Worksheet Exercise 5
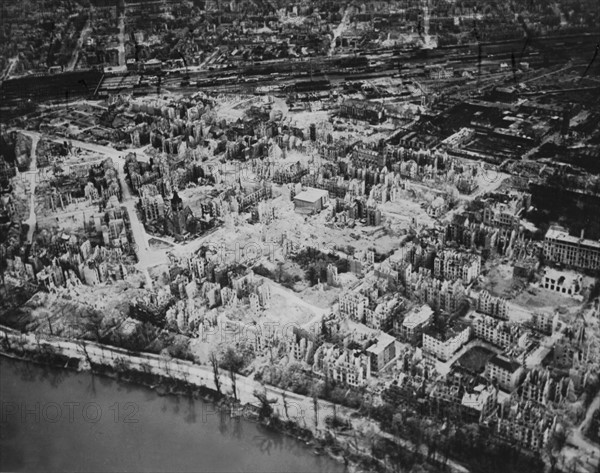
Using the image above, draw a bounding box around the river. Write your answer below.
[0,357,344,472]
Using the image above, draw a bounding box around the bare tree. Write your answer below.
[209,351,221,395]
[282,391,290,420]
[312,389,319,433]
[2,330,12,351]
[47,315,54,336]
[222,347,242,402]
[253,388,276,420]
[230,366,238,402]
[140,361,151,375]
[114,356,130,373]
[78,340,94,369]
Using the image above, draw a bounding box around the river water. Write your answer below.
[0,357,344,472]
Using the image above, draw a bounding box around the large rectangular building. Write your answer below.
[423,321,471,362]
[338,292,368,322]
[340,99,386,124]
[542,268,582,297]
[543,227,600,270]
[398,304,434,342]
[366,333,397,373]
[293,188,329,213]
[434,250,481,284]
[485,355,524,392]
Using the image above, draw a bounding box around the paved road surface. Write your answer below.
[19,132,40,243]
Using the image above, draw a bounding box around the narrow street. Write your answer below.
[568,392,600,455]
[1,54,19,80]
[10,131,242,288]
[117,14,126,68]
[19,132,40,243]
[14,130,156,287]
[67,19,92,71]
[198,48,221,70]
[329,7,352,57]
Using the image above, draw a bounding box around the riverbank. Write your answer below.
[0,328,374,473]
[0,325,465,473]
[0,355,344,473]
[0,349,350,467]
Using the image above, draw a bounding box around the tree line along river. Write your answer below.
[0,356,344,472]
